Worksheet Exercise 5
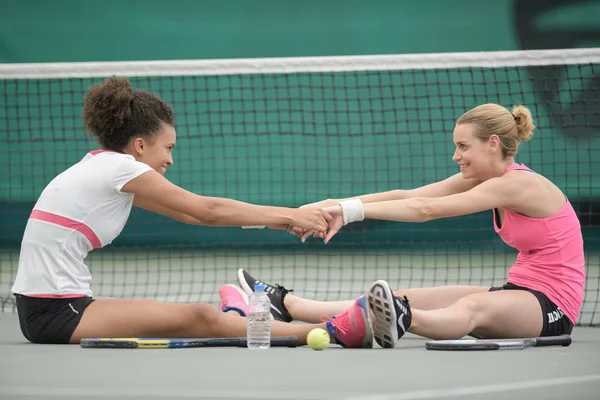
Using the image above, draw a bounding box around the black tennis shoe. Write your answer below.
[237,269,294,322]
[367,280,412,348]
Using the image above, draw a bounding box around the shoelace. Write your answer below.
[253,281,294,295]
[274,284,293,295]
[320,311,350,336]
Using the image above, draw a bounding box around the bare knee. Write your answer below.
[455,296,481,316]
[187,303,220,326]
[453,296,483,335]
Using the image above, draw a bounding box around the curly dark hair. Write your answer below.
[81,76,174,151]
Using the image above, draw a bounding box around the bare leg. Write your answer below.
[408,290,543,340]
[70,298,326,345]
[393,286,490,310]
[286,298,355,323]
[286,285,490,323]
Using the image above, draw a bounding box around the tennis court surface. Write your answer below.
[1,313,599,400]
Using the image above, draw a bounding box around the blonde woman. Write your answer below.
[239,104,585,348]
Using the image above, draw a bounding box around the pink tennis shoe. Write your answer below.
[324,295,374,348]
[218,284,249,317]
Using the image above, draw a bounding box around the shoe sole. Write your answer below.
[237,269,254,297]
[367,280,398,348]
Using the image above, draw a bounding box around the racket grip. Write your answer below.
[272,336,298,347]
[237,336,298,348]
[534,334,572,347]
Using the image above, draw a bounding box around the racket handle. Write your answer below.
[534,334,572,347]
[237,336,298,348]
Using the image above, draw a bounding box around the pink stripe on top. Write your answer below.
[89,149,116,156]
[493,164,586,324]
[30,210,102,249]
[27,294,89,299]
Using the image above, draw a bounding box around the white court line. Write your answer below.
[1,375,599,399]
[348,374,600,400]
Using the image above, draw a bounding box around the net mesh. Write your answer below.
[1,49,599,325]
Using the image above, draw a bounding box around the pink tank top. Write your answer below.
[493,164,585,324]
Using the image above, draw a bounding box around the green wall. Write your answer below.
[2,0,599,63]
[1,0,520,63]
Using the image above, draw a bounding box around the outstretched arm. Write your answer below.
[323,176,521,243]
[133,196,201,224]
[294,173,481,240]
[123,170,330,232]
[133,197,293,231]
[365,172,482,202]
[310,173,482,207]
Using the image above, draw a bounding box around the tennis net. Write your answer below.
[1,48,599,325]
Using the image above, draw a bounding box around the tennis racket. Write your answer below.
[81,336,298,349]
[425,334,571,351]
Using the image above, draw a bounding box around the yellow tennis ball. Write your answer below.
[307,328,330,350]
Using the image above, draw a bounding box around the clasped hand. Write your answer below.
[287,200,345,244]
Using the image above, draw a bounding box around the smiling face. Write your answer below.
[453,103,535,180]
[452,123,499,180]
[130,122,176,175]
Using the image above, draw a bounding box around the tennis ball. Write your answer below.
[307,328,330,350]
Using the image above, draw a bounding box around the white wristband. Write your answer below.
[241,226,266,229]
[338,199,364,226]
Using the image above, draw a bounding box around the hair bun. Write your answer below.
[82,76,135,140]
[511,105,536,141]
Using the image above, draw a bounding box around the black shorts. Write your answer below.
[489,283,573,336]
[14,294,95,344]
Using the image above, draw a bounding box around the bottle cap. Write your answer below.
[254,284,266,291]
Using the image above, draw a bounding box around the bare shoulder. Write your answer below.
[502,169,566,216]
[469,173,523,201]
[503,168,556,192]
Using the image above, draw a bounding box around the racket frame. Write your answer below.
[81,336,298,349]
[425,334,572,351]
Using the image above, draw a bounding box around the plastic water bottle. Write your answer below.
[247,284,271,349]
